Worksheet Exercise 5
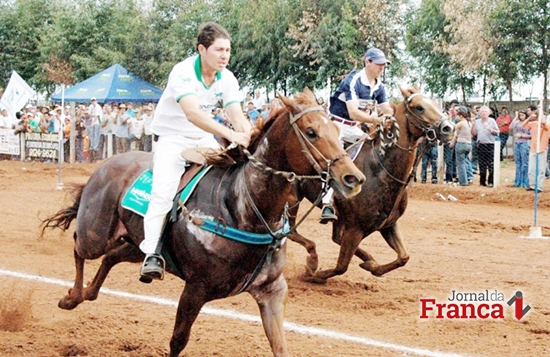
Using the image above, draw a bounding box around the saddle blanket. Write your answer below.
[121,166,211,217]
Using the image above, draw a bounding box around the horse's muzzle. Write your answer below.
[342,172,366,196]
[438,120,455,142]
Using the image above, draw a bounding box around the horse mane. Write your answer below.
[205,90,316,168]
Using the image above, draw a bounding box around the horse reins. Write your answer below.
[235,105,349,294]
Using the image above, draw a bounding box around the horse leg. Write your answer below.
[59,245,86,310]
[249,275,290,357]
[169,282,208,357]
[358,223,410,276]
[304,225,364,284]
[58,241,143,310]
[288,231,319,274]
[81,242,143,302]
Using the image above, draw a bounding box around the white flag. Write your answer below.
[0,71,36,117]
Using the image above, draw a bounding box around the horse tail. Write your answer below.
[41,183,85,236]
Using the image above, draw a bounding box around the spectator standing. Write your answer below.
[246,102,260,123]
[420,140,438,184]
[444,100,459,183]
[470,105,481,173]
[511,110,530,188]
[522,105,550,192]
[129,110,145,151]
[142,104,154,152]
[126,102,136,118]
[0,107,12,128]
[87,97,103,162]
[471,106,499,187]
[75,105,87,163]
[321,46,393,223]
[496,107,512,161]
[450,106,473,186]
[115,103,131,153]
[252,89,266,110]
[99,104,116,158]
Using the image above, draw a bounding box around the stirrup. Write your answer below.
[139,254,165,283]
[319,204,337,224]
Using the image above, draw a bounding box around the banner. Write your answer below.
[0,129,20,155]
[0,71,36,117]
[24,132,59,159]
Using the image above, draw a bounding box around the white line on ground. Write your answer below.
[0,269,474,357]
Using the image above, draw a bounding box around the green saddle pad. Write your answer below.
[121,166,211,217]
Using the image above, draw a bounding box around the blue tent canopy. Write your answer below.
[51,64,163,103]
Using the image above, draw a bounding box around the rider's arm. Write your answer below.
[179,95,250,147]
[224,102,253,134]
[346,100,382,125]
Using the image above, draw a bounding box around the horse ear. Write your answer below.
[399,86,412,99]
[277,92,295,109]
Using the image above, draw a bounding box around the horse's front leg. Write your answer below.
[249,274,290,357]
[359,223,409,276]
[169,282,208,357]
[288,231,319,274]
[304,225,363,284]
[59,246,85,310]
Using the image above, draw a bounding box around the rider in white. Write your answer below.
[320,47,394,224]
[140,22,252,281]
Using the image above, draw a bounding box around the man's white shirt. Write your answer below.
[151,55,241,138]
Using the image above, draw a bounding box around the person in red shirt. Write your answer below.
[496,107,512,161]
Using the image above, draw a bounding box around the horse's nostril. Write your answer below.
[344,174,365,187]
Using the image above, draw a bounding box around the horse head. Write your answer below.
[399,86,455,143]
[269,87,365,198]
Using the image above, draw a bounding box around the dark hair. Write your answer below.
[456,106,469,117]
[528,104,537,111]
[196,22,231,50]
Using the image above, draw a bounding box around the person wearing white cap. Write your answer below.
[320,47,394,223]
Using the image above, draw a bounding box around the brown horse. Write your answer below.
[289,86,454,284]
[41,88,365,357]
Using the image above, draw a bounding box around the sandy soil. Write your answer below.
[0,158,549,357]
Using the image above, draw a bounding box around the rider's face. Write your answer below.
[365,59,386,78]
[199,38,231,73]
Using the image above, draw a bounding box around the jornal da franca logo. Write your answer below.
[420,290,531,320]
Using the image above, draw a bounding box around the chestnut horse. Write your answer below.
[42,88,365,357]
[289,86,454,284]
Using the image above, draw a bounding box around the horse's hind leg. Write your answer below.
[59,245,86,310]
[288,231,319,274]
[81,242,143,302]
[250,274,290,357]
[304,225,364,284]
[169,282,208,357]
[358,223,410,276]
[58,241,143,310]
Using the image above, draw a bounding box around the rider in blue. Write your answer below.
[320,47,394,223]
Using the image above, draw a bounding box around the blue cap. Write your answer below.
[364,47,391,65]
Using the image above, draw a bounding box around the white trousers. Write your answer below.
[140,134,219,254]
[322,121,366,205]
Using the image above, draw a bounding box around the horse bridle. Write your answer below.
[404,93,447,142]
[235,105,349,294]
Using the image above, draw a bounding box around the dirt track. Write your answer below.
[0,159,549,357]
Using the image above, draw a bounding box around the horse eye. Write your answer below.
[305,128,318,139]
[415,105,424,113]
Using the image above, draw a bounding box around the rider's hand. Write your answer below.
[229,130,251,147]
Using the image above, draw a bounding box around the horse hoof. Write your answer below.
[306,259,318,274]
[302,275,328,285]
[58,297,80,310]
